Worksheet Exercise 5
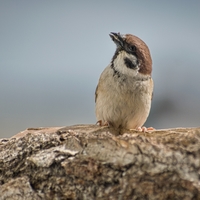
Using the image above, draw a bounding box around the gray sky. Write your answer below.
[1,1,200,137]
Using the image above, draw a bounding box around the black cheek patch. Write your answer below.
[124,57,137,69]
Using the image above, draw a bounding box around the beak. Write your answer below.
[109,32,124,47]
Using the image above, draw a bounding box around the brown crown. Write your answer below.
[125,34,152,75]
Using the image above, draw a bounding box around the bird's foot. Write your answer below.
[136,126,155,132]
[96,120,110,127]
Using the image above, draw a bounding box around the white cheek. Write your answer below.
[113,52,139,77]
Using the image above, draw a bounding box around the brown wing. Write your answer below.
[150,77,154,101]
[95,85,98,103]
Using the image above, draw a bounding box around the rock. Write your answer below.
[0,125,200,199]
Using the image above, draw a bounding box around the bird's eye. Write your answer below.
[128,45,136,52]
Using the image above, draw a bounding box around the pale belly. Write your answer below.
[95,78,153,129]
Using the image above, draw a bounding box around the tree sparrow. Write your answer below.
[95,32,153,131]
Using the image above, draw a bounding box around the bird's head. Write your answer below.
[109,32,152,77]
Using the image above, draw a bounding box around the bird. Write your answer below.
[95,32,153,131]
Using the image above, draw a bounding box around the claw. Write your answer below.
[136,126,155,132]
[96,120,110,127]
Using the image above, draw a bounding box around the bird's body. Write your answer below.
[95,33,153,130]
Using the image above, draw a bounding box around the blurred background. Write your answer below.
[1,1,200,138]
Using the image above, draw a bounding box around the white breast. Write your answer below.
[95,65,153,129]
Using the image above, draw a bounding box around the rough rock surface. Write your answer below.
[0,125,200,199]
